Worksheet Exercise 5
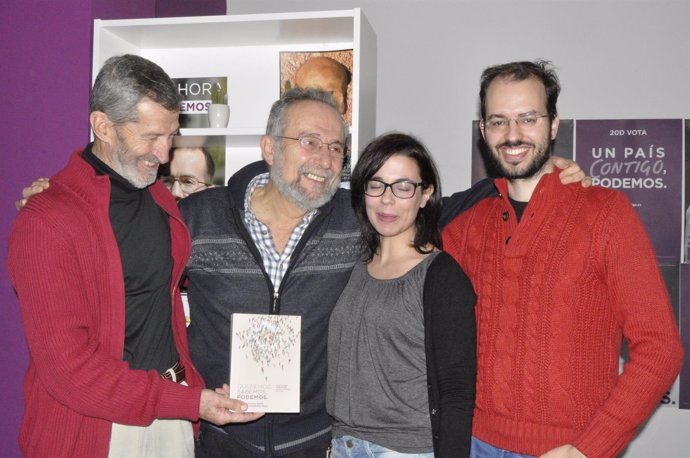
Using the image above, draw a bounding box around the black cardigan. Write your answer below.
[423,252,477,457]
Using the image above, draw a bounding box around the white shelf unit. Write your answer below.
[92,9,377,182]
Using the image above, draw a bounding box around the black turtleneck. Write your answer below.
[83,145,178,372]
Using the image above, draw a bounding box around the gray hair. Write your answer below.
[265,87,348,140]
[89,54,180,125]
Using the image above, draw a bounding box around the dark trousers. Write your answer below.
[196,424,330,458]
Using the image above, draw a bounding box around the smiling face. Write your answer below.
[265,100,345,210]
[480,76,559,182]
[104,98,179,188]
[365,154,432,244]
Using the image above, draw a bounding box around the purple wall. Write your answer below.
[0,0,224,455]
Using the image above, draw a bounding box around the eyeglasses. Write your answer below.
[364,179,425,199]
[484,113,550,132]
[275,135,347,159]
[160,175,210,194]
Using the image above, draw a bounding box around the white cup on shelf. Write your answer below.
[208,104,230,128]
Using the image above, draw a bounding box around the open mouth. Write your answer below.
[499,144,531,163]
[376,212,398,223]
[139,156,160,170]
[304,172,326,183]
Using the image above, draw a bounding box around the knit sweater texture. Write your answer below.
[8,149,205,457]
[442,170,683,458]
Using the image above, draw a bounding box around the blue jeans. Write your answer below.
[470,437,536,458]
[331,435,434,458]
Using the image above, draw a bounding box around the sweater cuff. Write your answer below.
[157,382,203,421]
[573,419,634,458]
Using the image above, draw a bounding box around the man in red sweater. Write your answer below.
[7,54,261,457]
[442,60,683,458]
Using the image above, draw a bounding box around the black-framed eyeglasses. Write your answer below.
[484,113,549,132]
[160,175,211,194]
[364,179,425,199]
[275,135,348,159]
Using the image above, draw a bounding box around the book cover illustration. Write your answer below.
[229,313,301,413]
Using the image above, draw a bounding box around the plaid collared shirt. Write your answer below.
[243,173,317,292]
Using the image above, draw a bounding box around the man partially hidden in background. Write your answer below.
[160,146,216,201]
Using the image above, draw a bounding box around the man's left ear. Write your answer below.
[90,111,115,144]
[550,114,560,141]
[260,135,276,165]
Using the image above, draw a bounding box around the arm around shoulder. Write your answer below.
[440,178,497,229]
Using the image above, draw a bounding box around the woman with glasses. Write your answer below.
[327,133,476,457]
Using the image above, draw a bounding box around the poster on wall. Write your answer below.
[658,265,681,408]
[173,76,228,128]
[574,119,684,265]
[683,119,690,262]
[679,264,690,409]
[279,50,353,125]
[171,135,226,186]
[280,50,354,185]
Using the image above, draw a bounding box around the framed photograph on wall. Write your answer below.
[280,50,354,126]
[173,76,228,128]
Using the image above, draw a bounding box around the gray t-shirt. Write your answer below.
[327,253,438,453]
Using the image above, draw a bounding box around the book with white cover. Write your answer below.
[229,313,301,413]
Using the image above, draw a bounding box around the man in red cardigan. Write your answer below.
[443,60,683,458]
[7,54,261,458]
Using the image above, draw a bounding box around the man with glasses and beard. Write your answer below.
[181,88,360,457]
[159,147,216,201]
[443,60,683,458]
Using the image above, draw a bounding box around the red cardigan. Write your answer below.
[8,150,205,457]
[442,170,682,458]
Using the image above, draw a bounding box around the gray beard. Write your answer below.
[110,132,158,189]
[270,151,339,211]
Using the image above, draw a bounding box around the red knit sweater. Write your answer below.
[8,150,205,457]
[442,170,682,458]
